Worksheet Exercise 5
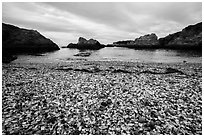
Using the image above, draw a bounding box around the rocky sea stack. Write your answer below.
[159,22,202,50]
[2,23,60,63]
[67,37,105,50]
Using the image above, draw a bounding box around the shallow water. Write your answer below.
[12,47,202,63]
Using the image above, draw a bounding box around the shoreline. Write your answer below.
[2,61,202,135]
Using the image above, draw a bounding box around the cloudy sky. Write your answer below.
[2,2,202,47]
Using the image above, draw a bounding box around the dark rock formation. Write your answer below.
[61,46,68,48]
[67,37,105,50]
[106,44,116,47]
[2,54,17,64]
[67,43,78,48]
[3,23,60,53]
[2,23,60,63]
[110,22,202,50]
[113,33,160,49]
[74,52,92,57]
[134,33,159,47]
[113,40,134,45]
[159,22,202,50]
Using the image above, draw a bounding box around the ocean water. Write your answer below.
[12,47,202,63]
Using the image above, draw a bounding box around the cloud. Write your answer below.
[2,2,202,46]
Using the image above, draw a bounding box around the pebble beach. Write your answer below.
[2,60,202,135]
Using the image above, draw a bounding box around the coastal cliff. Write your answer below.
[159,22,202,49]
[109,22,202,50]
[2,23,60,63]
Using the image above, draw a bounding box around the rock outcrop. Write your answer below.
[112,33,160,48]
[67,37,105,50]
[3,23,60,53]
[2,23,60,63]
[74,52,92,57]
[109,22,202,50]
[113,40,134,45]
[2,54,17,64]
[134,33,159,46]
[159,22,202,50]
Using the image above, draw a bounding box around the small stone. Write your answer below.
[148,121,156,129]
[106,99,112,105]
[41,126,45,130]
[179,115,185,121]
[101,102,107,107]
[138,117,147,123]
[150,110,158,118]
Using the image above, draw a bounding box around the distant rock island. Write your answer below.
[111,33,160,48]
[67,37,105,50]
[109,22,202,50]
[2,23,60,63]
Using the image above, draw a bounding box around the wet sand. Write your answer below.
[2,61,202,135]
